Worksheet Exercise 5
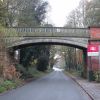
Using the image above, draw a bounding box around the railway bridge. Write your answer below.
[2,26,100,81]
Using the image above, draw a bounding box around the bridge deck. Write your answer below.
[1,27,89,48]
[4,27,89,38]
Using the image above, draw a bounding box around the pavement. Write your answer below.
[0,71,90,100]
[67,72,100,100]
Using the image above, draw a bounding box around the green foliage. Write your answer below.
[0,78,24,93]
[94,71,100,82]
[2,80,16,90]
[20,45,50,68]
[16,64,27,74]
[20,47,35,68]
[16,64,32,79]
[0,86,6,93]
[0,80,18,93]
[15,64,49,79]
[0,0,48,27]
[18,0,48,26]
[37,55,49,71]
[28,67,46,78]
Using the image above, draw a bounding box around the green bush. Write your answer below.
[94,71,100,82]
[28,67,36,76]
[16,64,27,74]
[37,56,49,71]
[16,64,33,79]
[0,80,18,93]
[2,80,16,90]
[28,67,46,78]
[0,86,6,93]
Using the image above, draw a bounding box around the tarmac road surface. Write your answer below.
[0,71,91,100]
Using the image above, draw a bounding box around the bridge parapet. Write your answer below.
[2,27,89,48]
[5,27,89,38]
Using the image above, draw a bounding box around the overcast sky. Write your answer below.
[45,0,81,27]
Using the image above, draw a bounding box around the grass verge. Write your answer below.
[0,79,23,93]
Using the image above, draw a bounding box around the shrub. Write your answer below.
[0,80,17,93]
[16,64,33,79]
[37,56,49,71]
[2,80,16,90]
[94,71,100,82]
[0,86,6,93]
